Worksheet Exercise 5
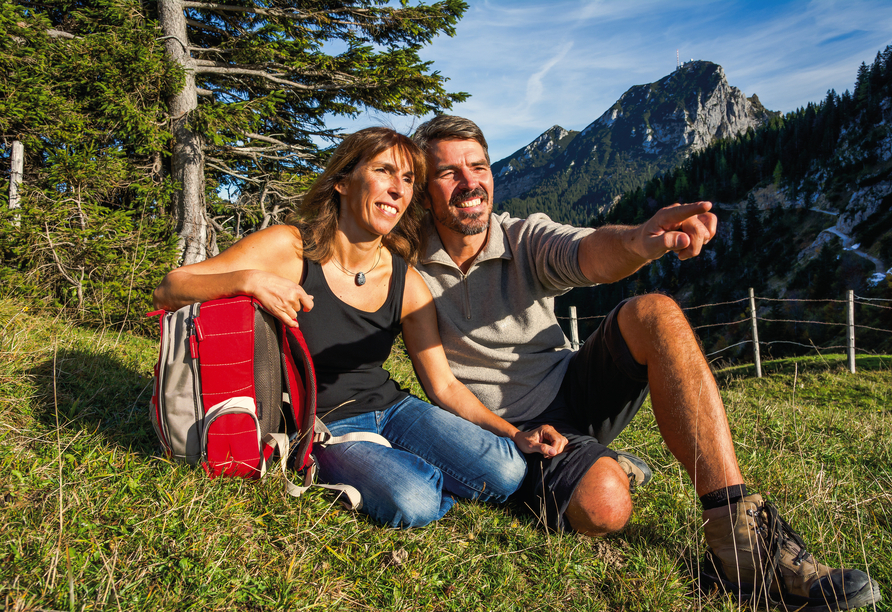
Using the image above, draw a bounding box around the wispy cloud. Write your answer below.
[526,42,574,107]
[819,30,871,46]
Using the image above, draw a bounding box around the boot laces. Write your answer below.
[751,499,812,597]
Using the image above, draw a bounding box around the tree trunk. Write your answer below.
[158,0,214,265]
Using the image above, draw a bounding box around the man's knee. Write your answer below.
[385,488,446,528]
[618,294,696,364]
[480,449,527,502]
[621,293,686,329]
[368,475,451,528]
[564,457,633,537]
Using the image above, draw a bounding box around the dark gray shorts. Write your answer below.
[512,299,649,531]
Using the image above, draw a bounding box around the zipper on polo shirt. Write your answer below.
[461,274,471,320]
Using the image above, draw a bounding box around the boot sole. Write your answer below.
[699,556,882,611]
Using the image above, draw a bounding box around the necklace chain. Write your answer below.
[331,245,382,287]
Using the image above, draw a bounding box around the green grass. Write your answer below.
[1,298,890,611]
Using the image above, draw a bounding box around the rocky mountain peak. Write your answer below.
[492,124,578,199]
[585,60,768,156]
[492,60,776,222]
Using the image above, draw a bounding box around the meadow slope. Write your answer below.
[1,299,890,611]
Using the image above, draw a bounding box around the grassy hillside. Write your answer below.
[1,299,890,611]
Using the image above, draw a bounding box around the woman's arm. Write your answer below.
[153,225,314,327]
[400,268,567,457]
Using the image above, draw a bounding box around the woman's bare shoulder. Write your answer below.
[401,265,434,314]
[254,224,303,248]
[229,224,303,259]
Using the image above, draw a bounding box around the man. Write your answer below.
[411,115,881,611]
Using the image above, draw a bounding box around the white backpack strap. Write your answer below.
[312,417,391,448]
[260,433,364,510]
[282,395,391,448]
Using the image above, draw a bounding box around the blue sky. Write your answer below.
[329,0,892,162]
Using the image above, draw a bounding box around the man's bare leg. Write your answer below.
[565,292,741,535]
[617,293,743,496]
[609,294,879,609]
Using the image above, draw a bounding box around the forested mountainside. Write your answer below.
[491,61,774,226]
[562,46,892,360]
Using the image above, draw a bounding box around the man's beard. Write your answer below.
[433,187,490,236]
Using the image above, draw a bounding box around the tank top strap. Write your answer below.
[387,253,408,324]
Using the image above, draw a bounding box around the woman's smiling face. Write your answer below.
[336,145,415,238]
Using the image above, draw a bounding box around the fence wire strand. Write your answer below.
[756,317,846,327]
[855,294,892,302]
[692,319,748,330]
[855,299,892,310]
[557,292,892,360]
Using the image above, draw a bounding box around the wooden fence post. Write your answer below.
[569,306,580,351]
[749,287,762,378]
[847,289,856,373]
[9,140,23,226]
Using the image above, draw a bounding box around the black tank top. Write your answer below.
[299,255,409,423]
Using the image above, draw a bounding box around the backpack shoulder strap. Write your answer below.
[312,417,391,448]
[260,432,365,510]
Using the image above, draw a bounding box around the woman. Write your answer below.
[153,127,565,528]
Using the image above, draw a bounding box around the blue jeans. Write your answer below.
[313,396,527,528]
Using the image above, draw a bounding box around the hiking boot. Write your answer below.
[615,451,652,488]
[700,493,881,611]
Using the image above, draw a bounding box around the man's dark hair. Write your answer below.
[412,115,490,164]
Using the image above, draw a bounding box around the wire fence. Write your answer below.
[560,289,892,376]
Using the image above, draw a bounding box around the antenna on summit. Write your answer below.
[676,49,680,69]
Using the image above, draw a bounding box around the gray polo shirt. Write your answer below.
[416,212,596,423]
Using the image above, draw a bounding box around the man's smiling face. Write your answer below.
[425,138,494,237]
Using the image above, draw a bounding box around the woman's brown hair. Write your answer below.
[286,127,427,265]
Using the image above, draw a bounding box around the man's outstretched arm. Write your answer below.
[578,202,717,284]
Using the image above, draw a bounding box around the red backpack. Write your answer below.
[149,296,387,507]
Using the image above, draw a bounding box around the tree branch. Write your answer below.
[205,159,263,183]
[193,65,309,89]
[46,28,77,39]
[185,18,227,35]
[43,222,85,310]
[181,2,370,19]
[157,34,187,52]
[194,63,381,92]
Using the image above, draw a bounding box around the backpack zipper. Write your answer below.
[188,303,203,430]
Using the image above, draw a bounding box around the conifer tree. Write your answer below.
[3,0,469,323]
[1,1,180,325]
[156,0,468,263]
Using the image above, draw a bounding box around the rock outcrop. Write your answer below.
[613,62,769,154]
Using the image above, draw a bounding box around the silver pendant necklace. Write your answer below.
[331,245,382,286]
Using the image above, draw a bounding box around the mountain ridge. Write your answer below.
[492,61,776,225]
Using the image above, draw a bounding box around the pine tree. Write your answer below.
[744,192,762,250]
[3,0,469,323]
[156,0,469,263]
[772,160,783,186]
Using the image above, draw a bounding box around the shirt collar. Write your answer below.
[421,212,512,269]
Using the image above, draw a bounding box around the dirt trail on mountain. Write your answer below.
[808,207,886,275]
